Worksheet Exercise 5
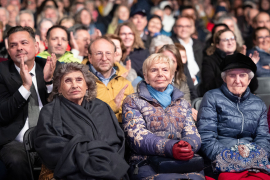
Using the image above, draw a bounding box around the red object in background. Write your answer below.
[205,176,215,180]
[207,22,215,32]
[0,58,7,62]
[218,171,270,180]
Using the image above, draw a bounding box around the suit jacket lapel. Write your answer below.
[35,62,47,106]
[10,61,23,90]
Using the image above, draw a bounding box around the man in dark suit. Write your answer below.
[171,16,204,85]
[0,26,57,180]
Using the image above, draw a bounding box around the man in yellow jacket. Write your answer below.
[85,36,134,122]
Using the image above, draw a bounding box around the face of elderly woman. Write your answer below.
[145,62,172,92]
[224,68,251,97]
[59,71,88,105]
[216,31,236,55]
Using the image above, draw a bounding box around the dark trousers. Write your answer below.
[0,140,31,180]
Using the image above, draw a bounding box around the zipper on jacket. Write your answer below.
[237,97,245,134]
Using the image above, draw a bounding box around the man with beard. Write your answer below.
[37,25,81,63]
[70,25,91,63]
[0,26,57,180]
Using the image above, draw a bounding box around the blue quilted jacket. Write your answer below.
[122,81,201,163]
[197,83,270,161]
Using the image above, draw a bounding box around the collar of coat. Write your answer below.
[137,81,184,103]
[220,83,250,103]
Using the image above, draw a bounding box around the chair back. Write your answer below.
[23,127,37,180]
[191,97,203,111]
[254,77,270,94]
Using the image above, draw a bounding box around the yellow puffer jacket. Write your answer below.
[82,61,134,122]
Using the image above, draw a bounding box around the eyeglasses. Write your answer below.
[175,25,191,29]
[119,32,134,37]
[257,36,270,41]
[220,36,236,43]
[93,52,113,59]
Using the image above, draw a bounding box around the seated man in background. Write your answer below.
[85,36,134,122]
[37,25,81,63]
[0,26,57,180]
[16,10,35,30]
[70,25,91,63]
[247,27,270,77]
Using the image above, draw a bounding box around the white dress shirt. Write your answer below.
[14,63,53,142]
[71,49,84,62]
[179,38,200,85]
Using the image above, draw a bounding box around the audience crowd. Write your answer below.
[1,0,270,180]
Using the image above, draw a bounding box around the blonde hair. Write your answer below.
[142,53,175,79]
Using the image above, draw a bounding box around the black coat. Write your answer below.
[199,49,258,96]
[125,48,149,78]
[0,57,50,146]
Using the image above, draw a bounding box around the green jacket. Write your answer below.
[37,51,81,63]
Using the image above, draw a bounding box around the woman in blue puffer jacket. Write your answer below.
[197,53,270,177]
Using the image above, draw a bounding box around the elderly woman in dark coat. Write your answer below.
[33,63,129,180]
[198,53,270,179]
[122,53,203,180]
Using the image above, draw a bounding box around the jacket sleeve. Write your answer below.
[181,102,201,153]
[201,57,223,95]
[122,95,178,158]
[253,101,270,158]
[197,92,226,161]
[0,73,27,124]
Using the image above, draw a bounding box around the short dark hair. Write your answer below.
[46,25,70,41]
[88,36,116,55]
[7,26,35,40]
[252,27,270,41]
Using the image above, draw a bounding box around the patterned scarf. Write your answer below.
[147,84,174,109]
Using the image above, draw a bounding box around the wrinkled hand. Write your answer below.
[249,51,260,64]
[192,108,198,121]
[43,53,57,82]
[240,45,247,55]
[114,84,128,109]
[172,140,194,161]
[70,32,79,50]
[20,56,32,91]
[121,60,131,78]
[35,35,45,53]
[91,28,102,40]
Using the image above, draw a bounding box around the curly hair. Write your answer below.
[48,63,96,102]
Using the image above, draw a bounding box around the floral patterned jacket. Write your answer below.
[122,81,201,163]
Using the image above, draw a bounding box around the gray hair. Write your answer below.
[221,68,254,81]
[16,10,34,25]
[216,14,244,46]
[149,35,174,54]
[0,7,9,20]
[48,63,97,102]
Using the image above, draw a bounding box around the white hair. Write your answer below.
[16,10,34,25]
[221,68,254,81]
[0,7,9,20]
[149,35,174,54]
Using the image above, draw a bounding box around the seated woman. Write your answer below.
[122,53,203,180]
[247,27,270,77]
[200,28,259,96]
[197,53,270,178]
[33,63,129,180]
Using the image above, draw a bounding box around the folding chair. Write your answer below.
[23,127,41,180]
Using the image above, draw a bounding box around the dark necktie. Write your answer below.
[28,73,40,127]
